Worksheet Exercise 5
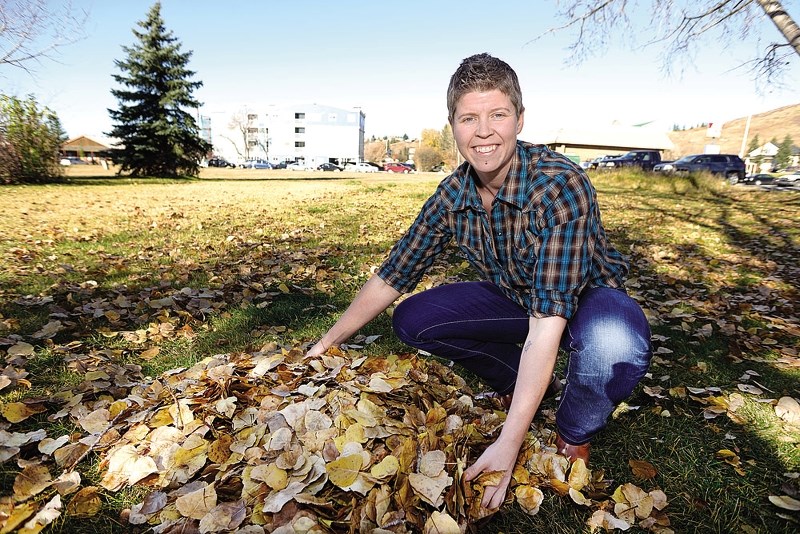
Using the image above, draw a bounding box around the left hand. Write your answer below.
[463,436,521,509]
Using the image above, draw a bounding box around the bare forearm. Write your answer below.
[320,274,401,347]
[500,315,567,445]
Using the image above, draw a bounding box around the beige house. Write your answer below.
[61,136,110,162]
[530,123,675,163]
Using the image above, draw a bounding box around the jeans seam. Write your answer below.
[417,317,525,393]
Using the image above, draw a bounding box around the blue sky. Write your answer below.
[5,0,798,143]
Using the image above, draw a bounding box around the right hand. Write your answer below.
[305,339,329,359]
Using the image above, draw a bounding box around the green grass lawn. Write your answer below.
[0,169,798,533]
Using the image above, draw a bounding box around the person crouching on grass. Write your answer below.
[306,52,652,509]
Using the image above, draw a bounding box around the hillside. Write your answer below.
[667,102,800,158]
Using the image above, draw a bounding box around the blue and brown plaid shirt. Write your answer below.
[377,141,628,319]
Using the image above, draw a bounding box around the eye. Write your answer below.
[460,116,476,124]
[491,112,508,120]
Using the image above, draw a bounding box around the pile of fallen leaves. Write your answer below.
[1,341,673,533]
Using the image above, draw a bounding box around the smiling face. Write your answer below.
[452,89,524,184]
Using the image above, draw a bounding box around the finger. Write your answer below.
[463,457,486,481]
[488,484,507,509]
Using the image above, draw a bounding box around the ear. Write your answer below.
[516,109,525,134]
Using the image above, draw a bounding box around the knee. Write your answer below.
[391,298,419,345]
[573,315,652,369]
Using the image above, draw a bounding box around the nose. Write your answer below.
[475,117,492,137]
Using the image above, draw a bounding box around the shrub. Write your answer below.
[0,94,66,184]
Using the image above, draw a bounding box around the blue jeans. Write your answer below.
[392,281,652,445]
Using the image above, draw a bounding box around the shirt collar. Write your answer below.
[451,141,528,211]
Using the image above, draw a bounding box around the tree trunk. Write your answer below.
[756,0,800,57]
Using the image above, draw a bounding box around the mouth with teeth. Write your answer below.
[474,145,497,154]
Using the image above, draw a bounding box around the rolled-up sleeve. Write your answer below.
[530,173,596,319]
[377,192,453,294]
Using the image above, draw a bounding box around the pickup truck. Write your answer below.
[598,150,662,171]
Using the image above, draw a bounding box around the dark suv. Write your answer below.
[672,154,745,182]
[207,157,235,168]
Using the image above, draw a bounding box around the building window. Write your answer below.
[295,141,305,147]
[247,127,258,134]
[247,114,258,121]
[295,127,305,134]
[295,112,305,119]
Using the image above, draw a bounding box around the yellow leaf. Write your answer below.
[370,455,400,480]
[515,485,544,516]
[66,486,102,517]
[207,434,233,464]
[17,494,61,534]
[175,483,217,520]
[251,463,288,490]
[140,347,160,360]
[327,454,362,488]
[567,458,591,490]
[13,464,53,501]
[568,487,591,506]
[2,402,45,423]
[0,501,37,533]
[423,510,460,534]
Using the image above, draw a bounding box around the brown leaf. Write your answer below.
[629,459,658,480]
[13,464,53,501]
[66,486,102,517]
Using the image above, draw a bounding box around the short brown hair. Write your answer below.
[446,53,524,123]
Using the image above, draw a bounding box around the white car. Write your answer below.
[345,162,378,173]
[60,157,87,166]
[287,161,314,171]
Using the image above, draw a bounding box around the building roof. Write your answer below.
[62,136,109,152]
[531,124,675,152]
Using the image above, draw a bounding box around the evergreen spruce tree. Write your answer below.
[107,2,210,177]
[775,135,794,170]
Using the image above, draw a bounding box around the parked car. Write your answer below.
[673,154,746,182]
[741,173,775,186]
[317,162,342,172]
[287,161,314,171]
[272,161,288,169]
[240,159,272,169]
[207,157,235,168]
[344,162,378,173]
[776,173,800,185]
[599,150,663,171]
[59,156,87,166]
[384,162,411,173]
[653,161,677,173]
[588,155,623,169]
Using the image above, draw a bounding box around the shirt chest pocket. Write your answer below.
[452,212,484,266]
[508,227,540,284]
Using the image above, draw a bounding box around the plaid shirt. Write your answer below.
[377,141,628,319]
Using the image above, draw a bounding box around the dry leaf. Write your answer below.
[629,459,658,480]
[13,464,53,501]
[66,486,102,517]
[515,485,544,516]
[769,494,800,511]
[423,510,460,534]
[175,483,217,519]
[326,454,362,488]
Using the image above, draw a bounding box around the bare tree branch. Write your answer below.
[0,0,88,76]
[533,0,799,86]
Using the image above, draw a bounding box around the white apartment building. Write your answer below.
[200,103,365,166]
